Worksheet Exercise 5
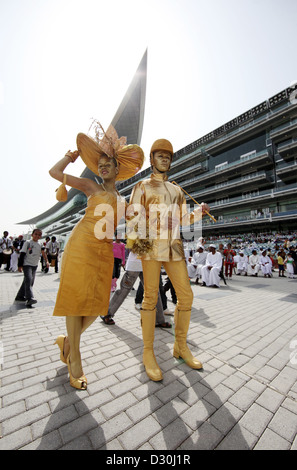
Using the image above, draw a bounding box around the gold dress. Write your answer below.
[53,190,124,317]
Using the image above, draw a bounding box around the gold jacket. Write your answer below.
[128,173,202,261]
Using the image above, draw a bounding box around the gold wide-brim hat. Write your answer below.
[76,123,144,181]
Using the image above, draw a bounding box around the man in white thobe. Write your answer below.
[236,251,248,276]
[187,245,207,284]
[260,250,272,277]
[248,250,260,276]
[201,245,222,288]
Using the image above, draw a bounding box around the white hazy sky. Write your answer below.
[1,0,297,238]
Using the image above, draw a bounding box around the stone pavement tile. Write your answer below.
[178,421,223,450]
[201,370,227,389]
[160,367,186,386]
[21,429,63,450]
[86,373,119,395]
[114,363,143,381]
[176,368,203,388]
[30,404,79,440]
[2,403,51,436]
[126,395,163,423]
[155,379,188,404]
[100,392,138,419]
[130,380,163,401]
[181,399,216,430]
[281,396,297,414]
[203,383,234,409]
[255,388,285,413]
[59,409,104,445]
[178,380,210,406]
[48,388,84,413]
[216,423,258,450]
[270,371,297,396]
[227,385,260,411]
[221,371,250,393]
[89,412,133,449]
[149,417,193,450]
[98,437,124,451]
[1,367,39,387]
[253,428,291,450]
[75,389,114,415]
[208,401,244,436]
[118,415,162,450]
[60,435,94,450]
[1,383,44,407]
[268,406,297,443]
[151,397,189,428]
[240,354,270,376]
[25,385,66,409]
[108,376,142,398]
[228,354,253,369]
[244,378,267,395]
[0,364,19,380]
[0,426,32,451]
[95,362,123,380]
[238,403,273,437]
[0,399,26,421]
[255,365,281,383]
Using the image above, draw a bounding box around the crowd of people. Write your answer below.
[0,231,60,274]
[186,233,297,287]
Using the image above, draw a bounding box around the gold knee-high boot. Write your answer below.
[141,309,163,381]
[173,309,203,369]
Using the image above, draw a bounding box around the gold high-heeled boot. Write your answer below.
[173,309,203,369]
[141,309,163,381]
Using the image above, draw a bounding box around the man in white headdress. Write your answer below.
[260,250,272,277]
[248,250,260,276]
[201,244,222,288]
[236,251,248,276]
[187,244,207,284]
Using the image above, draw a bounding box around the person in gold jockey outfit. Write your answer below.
[127,139,210,381]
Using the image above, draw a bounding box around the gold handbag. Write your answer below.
[55,174,68,201]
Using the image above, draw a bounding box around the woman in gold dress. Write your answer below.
[49,125,144,390]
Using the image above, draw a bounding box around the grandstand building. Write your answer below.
[20,69,297,243]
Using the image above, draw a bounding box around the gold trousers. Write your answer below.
[141,259,193,312]
[142,259,202,370]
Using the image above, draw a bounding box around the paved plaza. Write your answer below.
[0,267,297,450]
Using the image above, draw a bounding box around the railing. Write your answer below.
[186,170,269,199]
[278,138,297,153]
[175,149,271,188]
[202,209,297,227]
[270,118,297,137]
